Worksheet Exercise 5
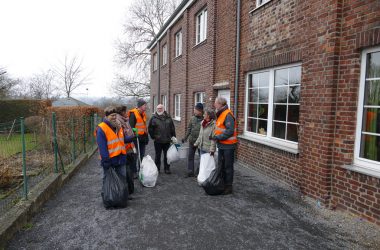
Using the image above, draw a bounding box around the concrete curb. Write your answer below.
[0,146,97,249]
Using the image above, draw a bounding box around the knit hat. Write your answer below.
[137,99,147,108]
[195,102,204,112]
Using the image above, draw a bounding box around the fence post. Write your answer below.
[71,118,76,162]
[20,117,28,200]
[52,112,58,173]
[83,116,86,153]
[94,113,98,146]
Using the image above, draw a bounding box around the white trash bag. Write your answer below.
[139,155,158,187]
[197,153,216,185]
[167,144,180,164]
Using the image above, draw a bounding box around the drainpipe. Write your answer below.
[157,40,161,104]
[233,0,241,118]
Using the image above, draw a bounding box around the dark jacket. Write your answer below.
[148,111,176,144]
[184,115,203,144]
[129,111,149,144]
[96,118,134,168]
[215,105,237,149]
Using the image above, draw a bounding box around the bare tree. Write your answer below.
[54,55,91,98]
[28,70,59,100]
[0,68,22,98]
[114,0,180,98]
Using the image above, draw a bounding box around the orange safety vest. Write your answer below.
[215,109,238,145]
[96,122,127,158]
[128,108,147,135]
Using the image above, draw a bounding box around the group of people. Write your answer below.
[95,96,237,201]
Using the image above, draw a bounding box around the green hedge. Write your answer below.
[0,99,51,123]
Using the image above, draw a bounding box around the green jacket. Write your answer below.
[194,120,216,153]
[184,115,203,144]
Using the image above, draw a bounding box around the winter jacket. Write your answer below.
[194,120,216,153]
[184,115,203,144]
[148,111,176,144]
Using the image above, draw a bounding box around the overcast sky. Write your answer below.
[0,0,132,98]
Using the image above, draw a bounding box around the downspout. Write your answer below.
[234,0,241,118]
[157,40,161,104]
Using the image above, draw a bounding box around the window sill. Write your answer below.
[342,164,380,179]
[238,134,299,154]
[173,55,182,62]
[161,64,167,68]
[173,117,181,122]
[193,39,207,49]
[249,1,273,14]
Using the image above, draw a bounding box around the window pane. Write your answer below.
[247,118,257,133]
[258,104,268,119]
[252,74,259,88]
[361,108,380,134]
[273,122,286,139]
[274,86,288,103]
[258,120,267,135]
[288,85,301,103]
[288,105,300,123]
[286,124,299,142]
[360,134,379,162]
[364,80,380,106]
[249,89,258,103]
[289,66,301,85]
[273,104,287,121]
[259,72,269,87]
[248,103,258,118]
[275,68,288,86]
[248,74,253,88]
[366,51,380,78]
[258,88,269,103]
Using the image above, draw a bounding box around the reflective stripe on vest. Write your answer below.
[215,109,238,145]
[97,122,127,158]
[128,108,147,135]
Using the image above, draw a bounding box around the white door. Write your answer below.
[217,89,230,107]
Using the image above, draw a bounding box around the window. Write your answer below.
[161,95,167,111]
[256,0,271,8]
[245,64,301,152]
[175,31,182,57]
[162,44,167,66]
[354,47,380,173]
[153,95,158,110]
[153,52,158,71]
[195,92,205,106]
[196,9,207,44]
[174,94,181,120]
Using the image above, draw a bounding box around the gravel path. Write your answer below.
[7,143,380,249]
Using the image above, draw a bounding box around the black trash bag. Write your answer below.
[126,165,134,195]
[102,167,129,208]
[202,166,225,195]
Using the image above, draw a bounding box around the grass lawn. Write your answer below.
[0,134,37,158]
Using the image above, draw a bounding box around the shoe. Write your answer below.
[223,186,233,195]
[164,169,171,174]
[184,172,194,178]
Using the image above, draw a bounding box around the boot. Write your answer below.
[164,166,171,174]
[223,185,233,195]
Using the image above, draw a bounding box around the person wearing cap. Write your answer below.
[128,99,149,177]
[182,102,204,177]
[212,97,238,195]
[95,106,135,190]
[148,104,176,174]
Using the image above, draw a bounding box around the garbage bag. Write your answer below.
[197,153,216,185]
[139,155,159,187]
[167,144,180,164]
[102,167,129,208]
[202,166,225,195]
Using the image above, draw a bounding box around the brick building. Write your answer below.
[149,0,380,224]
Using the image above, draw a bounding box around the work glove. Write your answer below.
[209,134,215,141]
[181,138,186,143]
[132,128,138,137]
[171,137,178,144]
[210,151,215,156]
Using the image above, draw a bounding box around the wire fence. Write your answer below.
[0,113,101,214]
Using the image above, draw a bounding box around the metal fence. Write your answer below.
[0,113,101,214]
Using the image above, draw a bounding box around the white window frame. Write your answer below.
[174,94,181,121]
[175,31,182,57]
[153,52,158,71]
[353,46,380,176]
[161,95,167,111]
[243,63,301,154]
[162,44,167,66]
[256,0,271,8]
[153,95,158,110]
[195,92,205,105]
[196,9,207,45]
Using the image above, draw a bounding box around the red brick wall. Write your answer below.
[330,0,380,224]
